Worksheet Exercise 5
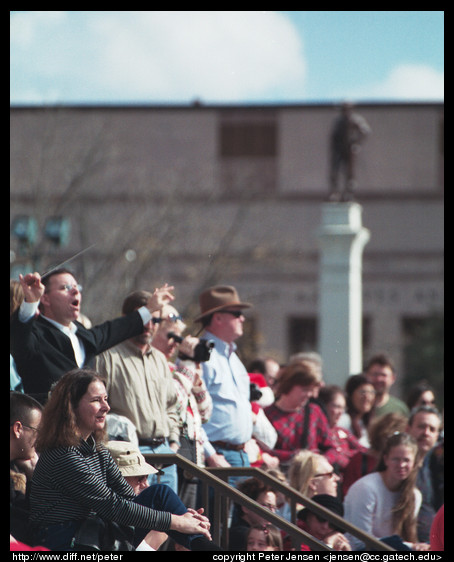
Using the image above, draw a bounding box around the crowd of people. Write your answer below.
[10,271,444,552]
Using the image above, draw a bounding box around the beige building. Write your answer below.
[10,102,444,390]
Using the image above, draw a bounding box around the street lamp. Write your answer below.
[10,215,38,254]
[44,216,71,246]
[10,214,71,278]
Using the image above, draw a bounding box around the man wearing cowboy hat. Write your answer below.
[195,285,253,472]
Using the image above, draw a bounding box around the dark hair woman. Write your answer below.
[30,369,219,551]
[338,374,376,447]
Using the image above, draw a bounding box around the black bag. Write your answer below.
[73,514,135,551]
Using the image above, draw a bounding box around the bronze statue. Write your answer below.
[328,102,371,202]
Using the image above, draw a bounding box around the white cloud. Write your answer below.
[11,11,307,104]
[348,63,444,102]
[91,11,306,102]
[11,12,443,105]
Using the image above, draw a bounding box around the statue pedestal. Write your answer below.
[317,202,370,384]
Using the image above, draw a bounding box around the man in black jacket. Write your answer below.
[10,269,174,403]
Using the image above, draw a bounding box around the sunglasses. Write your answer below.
[217,310,244,318]
[313,470,336,479]
[167,331,183,344]
[152,313,183,324]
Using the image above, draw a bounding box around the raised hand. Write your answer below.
[19,272,45,303]
[147,284,175,313]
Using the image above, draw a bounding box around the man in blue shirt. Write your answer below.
[195,286,253,472]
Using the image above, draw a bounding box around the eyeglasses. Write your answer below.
[152,313,182,324]
[21,423,39,433]
[313,470,336,479]
[357,389,376,396]
[259,502,277,512]
[46,283,83,293]
[217,310,244,318]
[167,332,183,344]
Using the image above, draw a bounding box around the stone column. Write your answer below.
[317,202,370,384]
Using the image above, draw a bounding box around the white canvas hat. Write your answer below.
[107,440,162,477]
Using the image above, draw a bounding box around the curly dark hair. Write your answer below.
[35,368,108,451]
[237,477,275,501]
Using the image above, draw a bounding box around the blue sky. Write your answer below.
[10,11,444,106]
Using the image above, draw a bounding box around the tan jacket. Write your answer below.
[95,340,180,443]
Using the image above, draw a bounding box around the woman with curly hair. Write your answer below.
[29,369,219,551]
[263,361,343,472]
[229,477,278,551]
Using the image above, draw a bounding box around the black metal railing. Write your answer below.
[144,453,395,551]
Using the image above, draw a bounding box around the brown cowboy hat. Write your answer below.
[194,285,252,322]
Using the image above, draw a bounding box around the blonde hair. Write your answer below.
[288,450,325,496]
[265,466,288,485]
[10,279,24,318]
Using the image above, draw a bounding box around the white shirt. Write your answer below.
[343,471,422,550]
[201,331,253,457]
[338,412,370,447]
[18,300,151,369]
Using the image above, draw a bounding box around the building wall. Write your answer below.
[10,102,444,389]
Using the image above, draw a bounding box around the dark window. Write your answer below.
[219,122,277,158]
[288,317,317,357]
[288,316,371,359]
[401,315,444,407]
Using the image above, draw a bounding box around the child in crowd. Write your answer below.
[246,524,283,552]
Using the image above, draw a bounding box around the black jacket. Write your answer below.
[10,309,144,402]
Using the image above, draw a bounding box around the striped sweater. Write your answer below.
[30,436,171,532]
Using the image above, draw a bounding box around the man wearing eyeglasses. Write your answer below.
[151,305,186,359]
[150,303,216,507]
[10,391,43,545]
[94,291,182,493]
[194,285,254,473]
[11,269,174,404]
[151,304,213,471]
